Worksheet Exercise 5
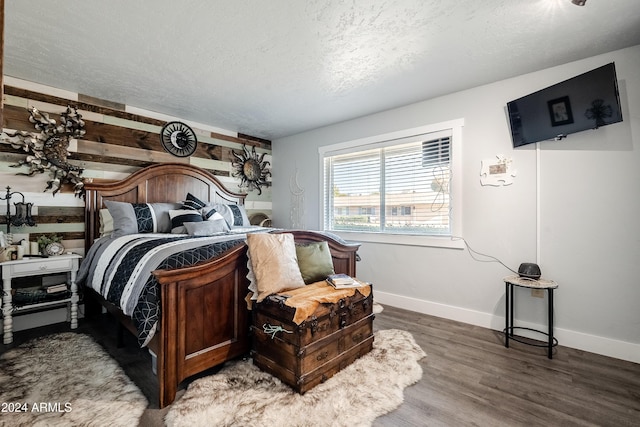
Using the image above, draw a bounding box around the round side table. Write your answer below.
[503,275,558,359]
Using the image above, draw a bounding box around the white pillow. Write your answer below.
[246,233,305,302]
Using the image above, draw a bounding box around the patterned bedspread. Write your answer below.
[77,233,249,347]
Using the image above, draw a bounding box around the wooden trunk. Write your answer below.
[251,286,374,393]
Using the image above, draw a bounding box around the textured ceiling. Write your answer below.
[4,0,640,140]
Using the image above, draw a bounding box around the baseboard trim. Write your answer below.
[374,291,640,364]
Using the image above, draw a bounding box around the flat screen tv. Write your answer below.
[507,63,623,148]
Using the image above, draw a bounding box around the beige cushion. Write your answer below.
[247,233,305,302]
[99,208,114,237]
[296,241,335,284]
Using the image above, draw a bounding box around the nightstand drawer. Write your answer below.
[9,258,74,275]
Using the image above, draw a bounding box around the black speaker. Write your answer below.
[518,263,541,279]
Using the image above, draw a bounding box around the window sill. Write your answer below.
[328,231,465,249]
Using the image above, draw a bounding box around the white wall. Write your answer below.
[272,45,640,363]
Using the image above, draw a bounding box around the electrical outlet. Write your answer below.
[531,289,544,298]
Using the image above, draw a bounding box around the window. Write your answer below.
[359,207,376,215]
[319,119,463,247]
[389,206,411,216]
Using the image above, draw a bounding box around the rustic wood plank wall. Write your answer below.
[0,0,4,129]
[0,78,272,255]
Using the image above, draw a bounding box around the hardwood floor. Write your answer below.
[372,306,640,427]
[2,306,639,426]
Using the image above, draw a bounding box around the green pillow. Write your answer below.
[295,241,335,284]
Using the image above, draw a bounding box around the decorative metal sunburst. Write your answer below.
[231,145,271,195]
[0,106,86,196]
[585,99,613,128]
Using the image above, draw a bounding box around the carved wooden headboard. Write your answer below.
[83,162,246,253]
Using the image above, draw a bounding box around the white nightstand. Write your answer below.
[1,254,81,344]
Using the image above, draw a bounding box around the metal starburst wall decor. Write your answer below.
[231,145,271,195]
[1,106,86,196]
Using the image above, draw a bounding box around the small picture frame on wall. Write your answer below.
[548,96,574,126]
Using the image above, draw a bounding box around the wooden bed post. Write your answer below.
[157,279,177,409]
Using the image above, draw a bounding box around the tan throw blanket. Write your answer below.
[278,280,372,324]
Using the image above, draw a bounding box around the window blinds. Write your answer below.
[323,134,452,235]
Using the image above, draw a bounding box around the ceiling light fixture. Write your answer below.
[571,0,586,5]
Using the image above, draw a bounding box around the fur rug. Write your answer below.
[166,329,426,427]
[0,332,147,427]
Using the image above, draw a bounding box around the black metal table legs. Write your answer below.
[548,288,554,359]
[504,281,557,359]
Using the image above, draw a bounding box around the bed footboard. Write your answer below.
[152,244,251,408]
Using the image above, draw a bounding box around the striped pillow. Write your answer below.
[182,193,207,210]
[169,209,203,234]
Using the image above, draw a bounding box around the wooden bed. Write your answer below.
[82,162,360,408]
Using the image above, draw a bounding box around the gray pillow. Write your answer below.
[204,211,230,232]
[184,220,229,236]
[104,201,181,237]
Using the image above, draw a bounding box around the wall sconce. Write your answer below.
[571,0,586,5]
[1,186,37,235]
